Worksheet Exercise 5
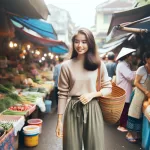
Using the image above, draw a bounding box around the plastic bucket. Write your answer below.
[23,125,39,147]
[45,100,52,113]
[24,133,39,147]
[27,119,43,134]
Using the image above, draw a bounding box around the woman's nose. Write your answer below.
[78,42,82,47]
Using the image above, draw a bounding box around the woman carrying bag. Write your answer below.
[56,28,112,150]
[126,51,150,143]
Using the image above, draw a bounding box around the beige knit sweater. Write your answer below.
[57,58,112,114]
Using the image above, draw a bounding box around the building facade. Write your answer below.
[47,4,75,45]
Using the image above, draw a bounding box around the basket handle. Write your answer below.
[96,64,101,91]
[111,82,116,87]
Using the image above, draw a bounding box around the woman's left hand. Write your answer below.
[79,93,94,105]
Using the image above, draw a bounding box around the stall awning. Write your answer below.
[11,16,57,39]
[0,0,50,20]
[12,19,68,54]
[106,16,150,43]
[99,35,130,54]
[107,4,150,35]
[15,26,66,47]
[48,46,68,54]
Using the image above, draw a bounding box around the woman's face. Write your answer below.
[74,33,88,55]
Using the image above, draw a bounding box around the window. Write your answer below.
[104,14,112,24]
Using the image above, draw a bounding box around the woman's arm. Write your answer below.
[134,74,150,96]
[56,114,63,138]
[56,63,69,138]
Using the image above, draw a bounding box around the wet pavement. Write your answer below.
[19,110,143,150]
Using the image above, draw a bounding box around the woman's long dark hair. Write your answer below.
[70,28,100,71]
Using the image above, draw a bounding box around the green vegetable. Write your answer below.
[2,110,27,115]
[0,84,11,94]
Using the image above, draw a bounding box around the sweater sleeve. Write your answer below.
[57,64,70,114]
[100,62,112,96]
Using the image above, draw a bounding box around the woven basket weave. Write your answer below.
[99,82,126,124]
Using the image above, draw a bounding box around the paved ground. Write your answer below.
[18,109,143,150]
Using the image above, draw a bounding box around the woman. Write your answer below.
[126,51,150,143]
[56,28,112,150]
[116,47,136,132]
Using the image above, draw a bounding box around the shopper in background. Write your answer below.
[126,51,150,143]
[56,28,112,150]
[53,57,64,105]
[116,47,136,132]
[105,51,117,79]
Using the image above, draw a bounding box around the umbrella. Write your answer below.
[0,0,50,20]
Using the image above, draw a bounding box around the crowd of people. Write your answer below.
[103,48,150,143]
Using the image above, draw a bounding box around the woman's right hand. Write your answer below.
[146,91,150,98]
[56,120,63,138]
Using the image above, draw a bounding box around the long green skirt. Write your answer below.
[63,97,105,150]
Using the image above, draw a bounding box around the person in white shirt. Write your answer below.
[116,47,136,132]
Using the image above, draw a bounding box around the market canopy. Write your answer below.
[0,0,50,20]
[11,16,57,39]
[106,16,150,43]
[12,19,68,54]
[99,35,130,54]
[48,46,68,54]
[107,4,150,35]
[15,26,66,47]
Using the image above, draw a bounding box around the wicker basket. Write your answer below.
[99,82,126,124]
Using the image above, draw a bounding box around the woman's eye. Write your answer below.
[83,41,87,44]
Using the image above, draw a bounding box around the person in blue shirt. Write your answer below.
[105,51,117,79]
[53,57,64,105]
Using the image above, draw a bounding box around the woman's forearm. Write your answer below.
[91,88,112,98]
[135,82,148,94]
[57,114,63,122]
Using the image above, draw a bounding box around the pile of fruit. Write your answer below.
[8,104,32,111]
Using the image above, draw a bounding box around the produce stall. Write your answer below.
[0,79,53,149]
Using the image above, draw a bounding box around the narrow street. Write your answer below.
[19,110,143,150]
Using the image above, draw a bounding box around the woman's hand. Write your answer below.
[79,93,94,105]
[56,120,63,138]
[145,91,150,98]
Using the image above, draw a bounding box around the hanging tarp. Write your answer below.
[100,35,129,53]
[12,19,68,54]
[49,46,68,54]
[11,16,57,39]
[106,16,150,43]
[108,4,150,35]
[15,26,66,47]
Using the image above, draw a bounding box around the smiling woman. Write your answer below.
[56,28,112,150]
